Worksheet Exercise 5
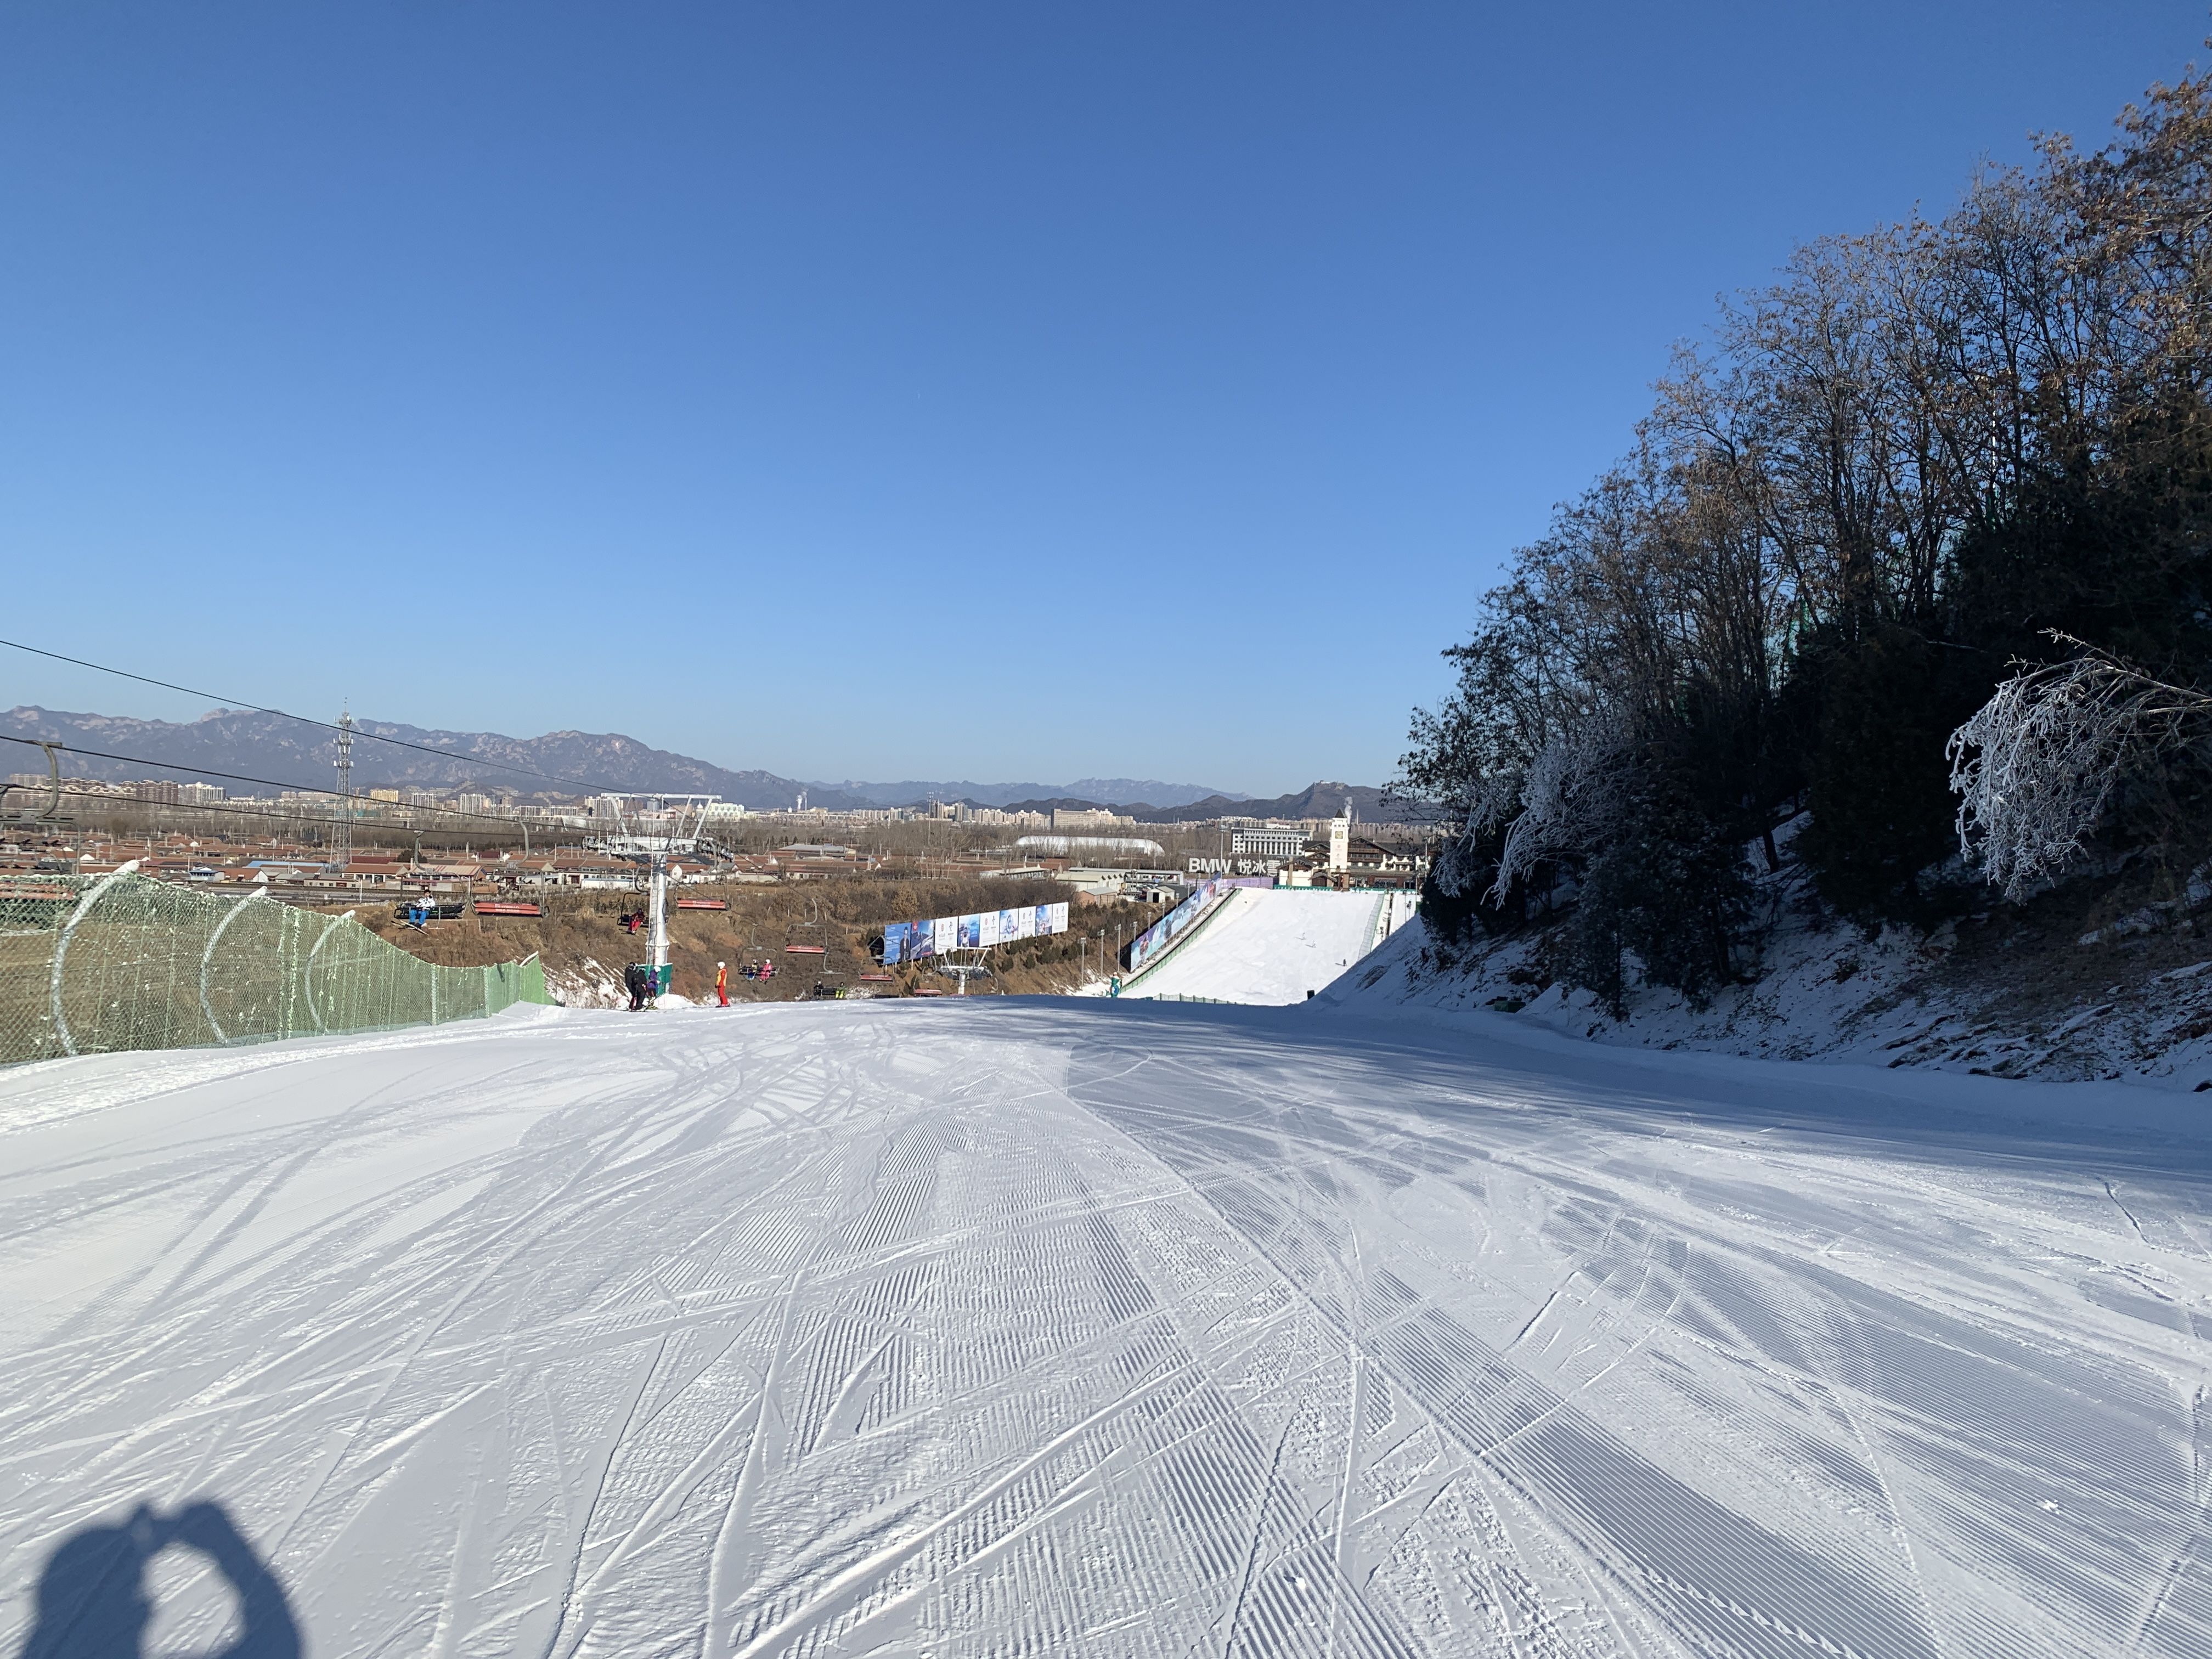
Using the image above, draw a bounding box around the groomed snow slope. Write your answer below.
[1125,887,1415,1004]
[7,1000,2212,1657]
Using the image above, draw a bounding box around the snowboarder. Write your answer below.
[716,962,729,1007]
[624,964,648,1011]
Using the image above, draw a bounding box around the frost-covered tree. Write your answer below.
[1487,718,1630,903]
[1948,637,2212,899]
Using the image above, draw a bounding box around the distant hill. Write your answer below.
[813,777,1243,809]
[0,706,870,811]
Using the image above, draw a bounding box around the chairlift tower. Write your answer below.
[936,951,992,995]
[588,793,708,991]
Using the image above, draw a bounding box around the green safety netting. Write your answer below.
[0,867,553,1067]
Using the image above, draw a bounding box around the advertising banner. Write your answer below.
[880,902,1069,966]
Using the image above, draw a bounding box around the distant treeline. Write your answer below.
[1402,66,2212,1011]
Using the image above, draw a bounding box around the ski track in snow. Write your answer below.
[5,998,2212,1656]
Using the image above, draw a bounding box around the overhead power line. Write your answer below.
[0,636,618,796]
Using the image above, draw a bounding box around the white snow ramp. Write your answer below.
[6,999,2211,1656]
[1126,886,1414,1004]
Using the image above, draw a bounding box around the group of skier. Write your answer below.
[626,957,772,1011]
[621,963,658,1011]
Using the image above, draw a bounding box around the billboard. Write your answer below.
[880,899,1071,964]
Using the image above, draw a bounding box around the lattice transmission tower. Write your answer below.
[334,706,355,864]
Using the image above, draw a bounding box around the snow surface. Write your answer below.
[8,998,2212,1656]
[1123,888,1418,1005]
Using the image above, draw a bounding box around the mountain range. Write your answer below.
[2,706,874,810]
[1,707,1377,817]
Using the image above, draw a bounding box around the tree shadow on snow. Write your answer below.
[17,1502,300,1659]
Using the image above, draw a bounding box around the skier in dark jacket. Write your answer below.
[624,964,648,1011]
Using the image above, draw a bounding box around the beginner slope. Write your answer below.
[7,999,2212,1656]
[1125,887,1416,1004]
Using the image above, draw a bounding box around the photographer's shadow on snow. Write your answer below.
[18,1502,300,1659]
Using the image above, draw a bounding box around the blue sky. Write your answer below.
[2,4,2204,795]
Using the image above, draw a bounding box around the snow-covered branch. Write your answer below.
[1487,720,1628,904]
[1947,637,2211,899]
[1426,770,1526,900]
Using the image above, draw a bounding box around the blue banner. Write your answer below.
[878,902,1069,964]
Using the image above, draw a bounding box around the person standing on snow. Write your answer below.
[624,964,647,1011]
[716,961,729,1007]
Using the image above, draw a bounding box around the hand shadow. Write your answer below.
[18,1502,300,1659]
